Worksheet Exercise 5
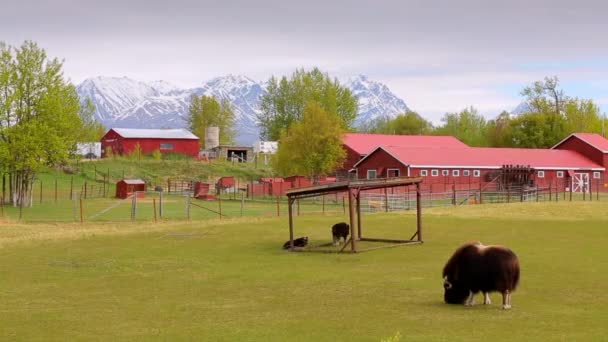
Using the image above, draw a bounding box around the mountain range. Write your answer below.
[76,74,410,145]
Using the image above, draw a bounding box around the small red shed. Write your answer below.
[217,176,235,189]
[116,179,147,199]
[101,128,200,158]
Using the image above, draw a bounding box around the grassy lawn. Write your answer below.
[0,202,607,341]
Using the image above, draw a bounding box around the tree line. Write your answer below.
[362,76,606,148]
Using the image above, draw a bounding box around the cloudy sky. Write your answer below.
[2,0,608,122]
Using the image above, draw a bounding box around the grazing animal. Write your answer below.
[331,222,350,246]
[283,236,308,249]
[442,242,520,309]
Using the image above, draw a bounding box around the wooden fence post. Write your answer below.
[240,192,244,217]
[452,184,456,206]
[153,198,157,223]
[218,195,222,220]
[70,176,73,200]
[322,195,325,215]
[39,181,43,204]
[80,199,84,223]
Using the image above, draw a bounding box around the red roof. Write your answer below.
[343,133,468,155]
[552,133,608,153]
[357,146,604,170]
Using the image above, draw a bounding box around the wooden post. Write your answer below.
[570,182,573,201]
[549,186,552,201]
[80,199,84,223]
[54,178,58,203]
[288,198,294,250]
[342,196,345,214]
[218,195,222,220]
[348,189,357,253]
[507,187,510,203]
[479,183,483,204]
[39,180,43,204]
[452,184,456,206]
[297,199,300,216]
[583,183,586,201]
[416,183,422,242]
[556,184,559,202]
[153,198,157,223]
[356,190,362,240]
[597,179,600,201]
[84,181,88,199]
[276,195,280,217]
[240,192,244,216]
[589,182,592,202]
[384,187,389,212]
[70,176,74,200]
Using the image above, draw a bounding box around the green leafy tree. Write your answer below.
[78,98,106,142]
[433,106,488,146]
[0,41,84,207]
[485,111,513,147]
[563,98,603,133]
[187,95,235,145]
[258,68,357,140]
[509,112,566,148]
[273,102,345,181]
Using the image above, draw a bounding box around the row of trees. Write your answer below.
[0,41,103,207]
[364,77,606,148]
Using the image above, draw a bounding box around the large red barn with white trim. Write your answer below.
[101,128,200,158]
[343,132,608,193]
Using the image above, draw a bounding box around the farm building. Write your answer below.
[350,133,608,193]
[209,145,254,162]
[339,133,468,175]
[116,179,146,199]
[101,128,200,158]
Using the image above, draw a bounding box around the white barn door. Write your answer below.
[571,173,589,193]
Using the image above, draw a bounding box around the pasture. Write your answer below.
[1,202,607,341]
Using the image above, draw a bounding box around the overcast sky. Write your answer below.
[2,0,608,122]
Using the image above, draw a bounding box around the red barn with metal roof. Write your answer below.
[101,128,200,158]
[353,137,607,192]
[340,133,468,173]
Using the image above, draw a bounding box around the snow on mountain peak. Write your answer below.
[77,74,410,145]
[347,74,409,126]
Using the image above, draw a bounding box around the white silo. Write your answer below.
[205,126,220,150]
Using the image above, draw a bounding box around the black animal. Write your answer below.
[331,222,350,245]
[283,236,308,249]
[442,242,520,309]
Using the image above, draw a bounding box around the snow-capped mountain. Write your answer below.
[76,74,410,145]
[195,75,264,145]
[347,74,410,126]
[510,102,532,115]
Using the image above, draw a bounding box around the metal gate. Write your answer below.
[571,173,589,193]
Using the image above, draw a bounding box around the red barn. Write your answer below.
[353,143,606,193]
[339,133,468,175]
[101,128,200,158]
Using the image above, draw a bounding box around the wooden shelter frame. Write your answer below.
[285,177,423,253]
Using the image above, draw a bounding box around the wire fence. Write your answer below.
[0,183,602,223]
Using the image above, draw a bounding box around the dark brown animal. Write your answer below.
[442,242,520,309]
[331,222,350,245]
[283,236,308,249]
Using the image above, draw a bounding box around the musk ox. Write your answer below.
[331,222,350,246]
[283,236,308,249]
[442,242,520,309]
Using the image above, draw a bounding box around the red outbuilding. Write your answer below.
[116,179,146,199]
[101,128,200,158]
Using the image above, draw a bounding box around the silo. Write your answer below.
[205,126,220,150]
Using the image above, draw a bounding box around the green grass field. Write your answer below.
[1,202,607,341]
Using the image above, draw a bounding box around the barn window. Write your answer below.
[160,143,174,150]
[557,171,564,178]
[452,170,459,177]
[593,171,601,179]
[537,171,545,178]
[463,170,470,176]
[367,170,377,179]
[431,170,438,177]
[473,170,480,177]
[442,170,449,176]
[387,168,400,178]
[420,170,428,176]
